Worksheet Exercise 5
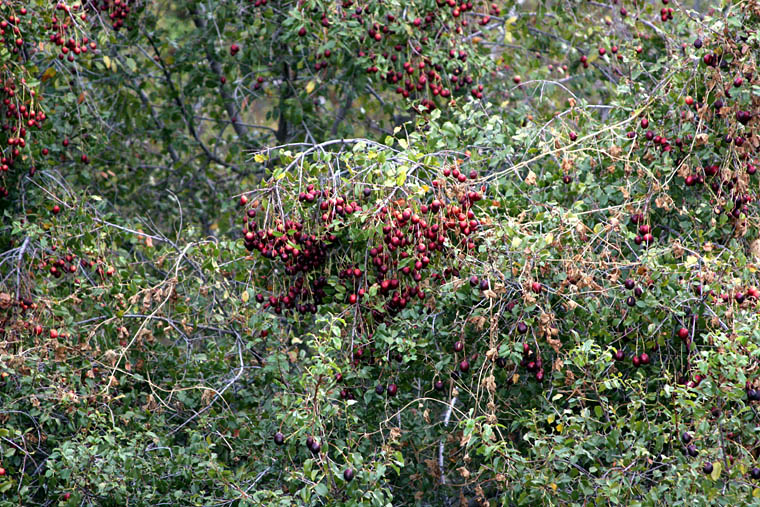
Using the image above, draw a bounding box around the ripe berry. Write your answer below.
[343,468,354,482]
[274,431,285,445]
[682,432,692,444]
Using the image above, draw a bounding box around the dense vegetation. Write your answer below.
[2,0,760,505]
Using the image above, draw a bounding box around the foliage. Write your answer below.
[2,0,760,505]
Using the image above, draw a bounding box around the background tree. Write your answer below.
[2,0,760,505]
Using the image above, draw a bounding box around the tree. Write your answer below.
[2,0,760,505]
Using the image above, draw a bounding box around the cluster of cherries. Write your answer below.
[48,6,100,62]
[519,341,545,382]
[242,165,486,322]
[628,214,656,247]
[0,76,47,195]
[280,0,502,110]
[0,9,26,55]
[84,0,138,31]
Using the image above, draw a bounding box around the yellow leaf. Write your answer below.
[305,80,316,94]
[753,488,760,498]
[547,414,555,424]
[254,153,267,163]
[41,67,56,82]
[711,461,722,480]
[685,255,698,267]
[555,424,563,433]
[103,55,112,69]
[241,291,249,303]
[545,233,553,245]
[550,483,557,492]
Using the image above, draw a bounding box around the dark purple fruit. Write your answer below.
[274,431,285,445]
[344,468,355,482]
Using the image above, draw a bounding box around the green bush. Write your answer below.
[2,0,760,505]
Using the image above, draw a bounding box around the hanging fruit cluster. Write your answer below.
[241,160,488,322]
[245,0,502,109]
